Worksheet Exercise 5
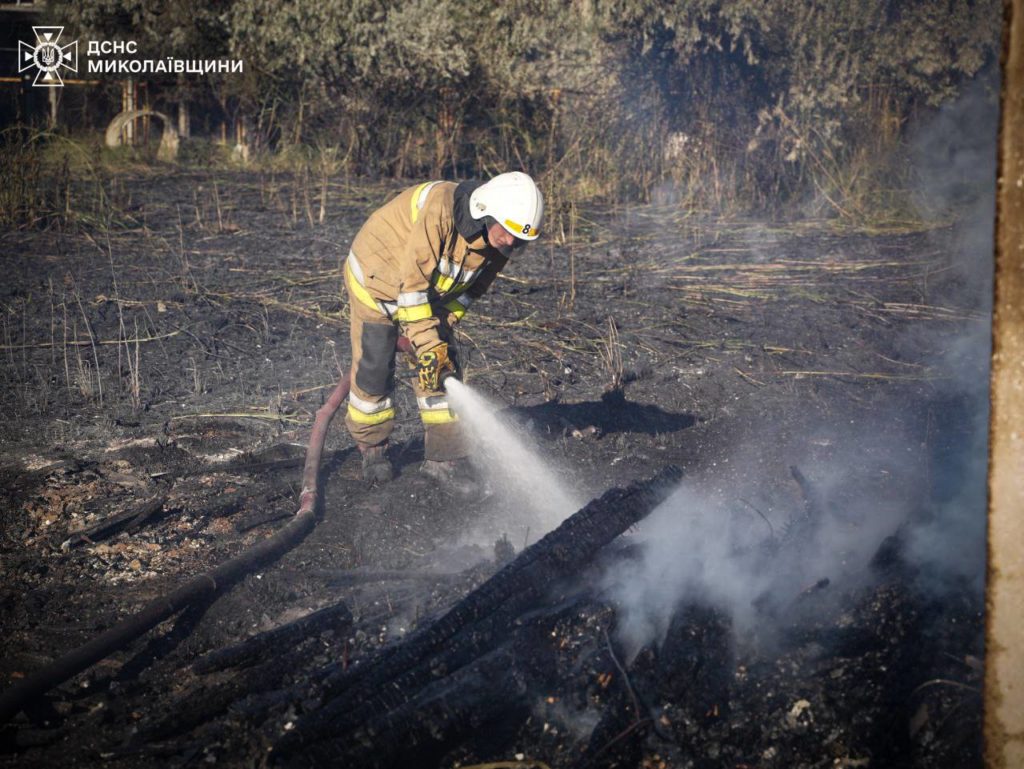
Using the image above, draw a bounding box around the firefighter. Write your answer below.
[342,171,544,495]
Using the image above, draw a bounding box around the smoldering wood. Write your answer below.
[313,590,550,738]
[271,465,681,761]
[332,464,682,691]
[306,639,539,769]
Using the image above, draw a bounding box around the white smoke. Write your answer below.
[604,413,925,656]
[900,71,998,591]
[604,69,999,653]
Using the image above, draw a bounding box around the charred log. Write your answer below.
[62,494,169,549]
[305,569,465,587]
[129,653,301,747]
[272,465,682,762]
[192,600,353,675]
[304,636,543,769]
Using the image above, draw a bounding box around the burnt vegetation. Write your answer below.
[0,172,991,768]
[0,1,999,768]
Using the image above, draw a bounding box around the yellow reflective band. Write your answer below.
[433,273,455,292]
[431,273,471,295]
[504,218,538,238]
[410,182,433,224]
[443,300,467,320]
[394,303,433,322]
[419,408,459,425]
[345,260,386,314]
[347,403,396,425]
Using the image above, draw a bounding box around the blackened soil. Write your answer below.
[0,171,987,767]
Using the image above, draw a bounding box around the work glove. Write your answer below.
[417,343,456,392]
[433,300,466,331]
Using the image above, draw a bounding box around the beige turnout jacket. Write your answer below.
[348,181,508,353]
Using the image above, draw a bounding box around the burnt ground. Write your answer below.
[0,169,988,768]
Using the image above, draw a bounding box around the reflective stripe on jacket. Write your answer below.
[348,181,508,353]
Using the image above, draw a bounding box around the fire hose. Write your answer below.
[0,338,415,725]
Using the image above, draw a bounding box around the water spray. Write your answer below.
[443,378,581,535]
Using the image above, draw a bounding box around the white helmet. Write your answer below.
[469,171,544,241]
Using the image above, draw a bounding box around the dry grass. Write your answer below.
[599,317,624,393]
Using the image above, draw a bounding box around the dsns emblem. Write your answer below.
[18,27,78,87]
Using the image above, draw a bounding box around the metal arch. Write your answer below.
[104,108,180,161]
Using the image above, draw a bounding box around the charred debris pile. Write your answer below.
[0,457,981,769]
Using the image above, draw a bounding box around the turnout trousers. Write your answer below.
[343,264,467,462]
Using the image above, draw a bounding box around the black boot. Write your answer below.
[360,443,393,485]
[420,458,482,499]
